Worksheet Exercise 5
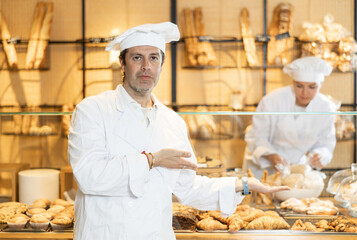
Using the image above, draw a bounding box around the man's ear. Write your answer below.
[119,57,125,71]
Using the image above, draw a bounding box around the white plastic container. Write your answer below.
[19,169,59,205]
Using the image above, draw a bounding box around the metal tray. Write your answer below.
[2,222,49,232]
[0,223,6,232]
[276,206,340,218]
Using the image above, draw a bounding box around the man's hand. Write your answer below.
[263,153,288,171]
[309,153,323,170]
[152,148,197,171]
[235,177,290,193]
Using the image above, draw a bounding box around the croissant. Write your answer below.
[246,216,290,230]
[291,219,306,231]
[235,204,251,212]
[228,217,245,232]
[208,211,228,224]
[197,217,227,231]
[315,219,333,231]
[241,209,265,222]
[263,210,280,218]
[197,212,210,220]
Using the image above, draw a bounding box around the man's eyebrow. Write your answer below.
[130,52,160,56]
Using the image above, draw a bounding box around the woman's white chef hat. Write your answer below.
[283,56,333,83]
[105,22,180,52]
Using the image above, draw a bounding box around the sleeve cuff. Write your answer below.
[219,177,245,217]
[127,154,150,197]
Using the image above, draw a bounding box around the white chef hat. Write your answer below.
[283,56,333,83]
[105,22,180,53]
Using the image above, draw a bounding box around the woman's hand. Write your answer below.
[152,148,197,171]
[309,153,323,170]
[263,153,288,171]
[235,177,290,193]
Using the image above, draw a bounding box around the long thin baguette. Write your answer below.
[240,8,259,67]
[25,2,45,69]
[182,8,198,66]
[194,7,216,66]
[0,11,18,68]
[34,2,54,68]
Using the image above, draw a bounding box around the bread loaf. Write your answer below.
[240,8,259,67]
[26,2,46,69]
[34,2,54,68]
[0,11,18,68]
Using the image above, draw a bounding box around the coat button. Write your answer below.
[128,201,134,207]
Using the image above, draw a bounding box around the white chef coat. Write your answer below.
[244,86,337,178]
[68,85,244,240]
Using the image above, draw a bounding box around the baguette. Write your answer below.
[0,11,18,68]
[240,8,259,66]
[34,2,54,68]
[26,2,46,69]
[182,8,198,66]
[193,7,216,66]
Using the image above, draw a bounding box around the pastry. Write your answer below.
[197,217,227,231]
[40,211,56,220]
[240,209,265,222]
[30,214,50,230]
[197,212,210,220]
[27,207,46,217]
[290,219,305,231]
[263,211,280,218]
[208,211,228,224]
[51,216,72,225]
[172,212,197,232]
[52,199,72,207]
[47,205,66,214]
[235,204,251,212]
[30,214,49,223]
[7,214,28,229]
[246,216,290,230]
[227,217,244,232]
[306,205,338,215]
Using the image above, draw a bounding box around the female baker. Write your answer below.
[243,56,338,178]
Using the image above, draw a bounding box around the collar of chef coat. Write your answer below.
[115,84,159,112]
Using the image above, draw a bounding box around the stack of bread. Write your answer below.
[181,7,217,67]
[299,14,356,72]
[335,115,355,140]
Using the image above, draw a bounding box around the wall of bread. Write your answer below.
[0,0,355,173]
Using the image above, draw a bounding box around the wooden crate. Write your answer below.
[60,165,77,199]
[0,163,30,201]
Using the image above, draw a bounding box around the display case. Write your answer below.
[0,0,357,238]
[0,110,357,239]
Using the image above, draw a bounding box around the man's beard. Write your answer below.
[128,81,153,93]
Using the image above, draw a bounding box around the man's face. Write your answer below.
[120,45,163,95]
[293,80,319,107]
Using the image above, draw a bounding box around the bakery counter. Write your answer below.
[0,231,72,239]
[175,231,357,240]
[0,231,357,240]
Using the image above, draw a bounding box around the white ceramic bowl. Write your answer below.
[274,185,324,202]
